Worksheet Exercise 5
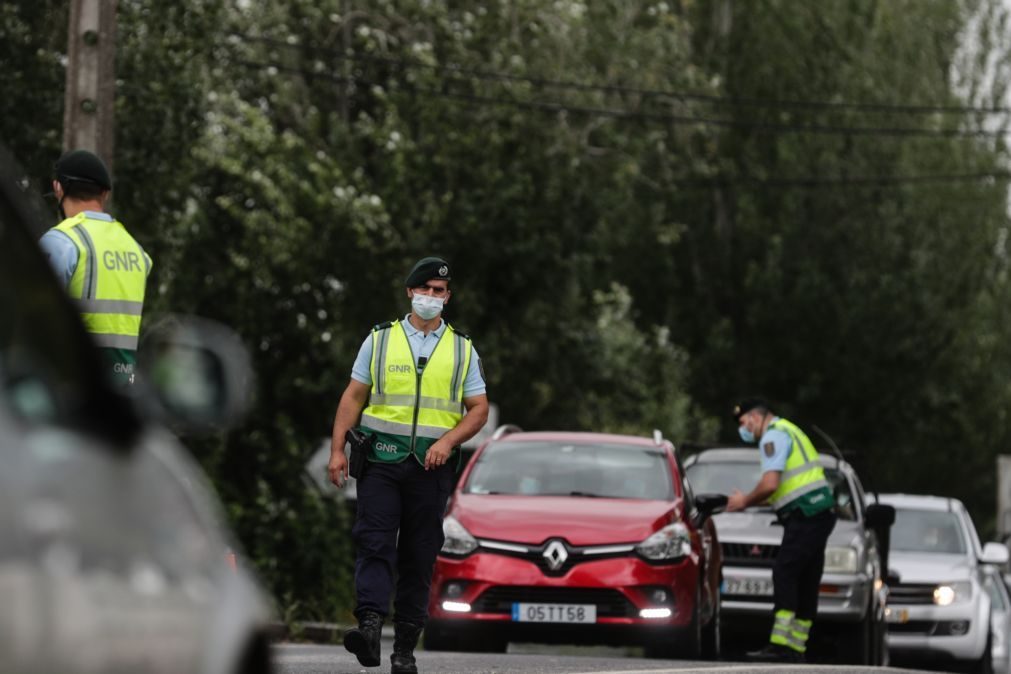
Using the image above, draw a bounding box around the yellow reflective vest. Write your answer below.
[53,213,150,364]
[359,320,473,464]
[767,417,833,515]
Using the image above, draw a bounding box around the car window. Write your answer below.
[465,441,674,500]
[684,460,857,520]
[891,508,967,554]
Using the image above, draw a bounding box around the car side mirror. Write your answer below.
[695,493,729,522]
[137,315,253,433]
[981,542,1010,566]
[865,503,896,529]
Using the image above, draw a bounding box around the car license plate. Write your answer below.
[886,607,910,624]
[722,577,774,596]
[511,603,596,623]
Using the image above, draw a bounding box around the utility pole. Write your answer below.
[64,0,117,171]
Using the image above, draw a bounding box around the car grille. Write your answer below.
[472,586,637,618]
[888,583,937,605]
[721,542,779,567]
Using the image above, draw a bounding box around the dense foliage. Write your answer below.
[4,0,1011,620]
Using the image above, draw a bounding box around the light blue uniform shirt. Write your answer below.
[38,211,117,288]
[758,417,793,473]
[351,315,486,397]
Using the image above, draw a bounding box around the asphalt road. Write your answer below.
[273,641,943,674]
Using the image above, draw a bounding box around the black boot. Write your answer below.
[746,643,805,663]
[390,621,423,674]
[344,610,384,667]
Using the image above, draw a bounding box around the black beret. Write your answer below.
[55,150,112,190]
[405,257,451,287]
[732,397,770,420]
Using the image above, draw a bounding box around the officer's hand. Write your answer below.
[328,451,348,487]
[424,440,452,471]
[726,490,746,512]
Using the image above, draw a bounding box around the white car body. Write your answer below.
[881,493,1007,672]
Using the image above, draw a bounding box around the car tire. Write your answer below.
[646,587,702,660]
[964,628,994,674]
[701,590,721,660]
[838,614,872,665]
[423,622,506,653]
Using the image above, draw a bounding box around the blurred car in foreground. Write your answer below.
[983,565,1011,674]
[881,493,1008,674]
[684,447,894,665]
[425,427,726,659]
[0,148,273,673]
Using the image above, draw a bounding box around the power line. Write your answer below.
[231,58,1011,140]
[229,59,1010,189]
[232,32,1011,117]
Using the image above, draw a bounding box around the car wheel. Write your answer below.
[646,587,702,660]
[701,589,721,660]
[838,615,872,664]
[423,622,506,653]
[965,628,994,674]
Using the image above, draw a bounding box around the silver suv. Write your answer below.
[684,447,894,665]
[880,493,1008,673]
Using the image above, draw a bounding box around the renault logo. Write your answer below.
[543,540,569,571]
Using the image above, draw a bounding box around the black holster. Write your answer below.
[346,428,372,479]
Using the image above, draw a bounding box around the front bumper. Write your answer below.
[720,565,873,622]
[886,600,989,663]
[428,550,701,644]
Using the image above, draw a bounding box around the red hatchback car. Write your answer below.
[424,428,726,658]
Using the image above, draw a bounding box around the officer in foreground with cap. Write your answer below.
[39,150,151,387]
[328,257,489,673]
[726,398,836,663]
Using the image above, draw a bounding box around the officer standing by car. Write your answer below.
[39,150,151,387]
[328,257,489,673]
[726,398,837,663]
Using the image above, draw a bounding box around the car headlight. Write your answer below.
[823,546,859,573]
[441,516,478,556]
[934,581,972,606]
[635,523,692,562]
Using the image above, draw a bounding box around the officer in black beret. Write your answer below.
[329,257,489,673]
[728,397,836,663]
[39,150,152,387]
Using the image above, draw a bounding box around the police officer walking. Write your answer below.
[39,150,151,387]
[328,257,488,673]
[726,398,836,663]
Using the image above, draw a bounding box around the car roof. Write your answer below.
[878,493,961,511]
[488,431,667,449]
[685,446,850,471]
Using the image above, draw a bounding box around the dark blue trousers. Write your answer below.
[773,508,837,620]
[352,459,453,625]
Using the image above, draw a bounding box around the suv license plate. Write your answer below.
[722,577,774,596]
[512,603,596,623]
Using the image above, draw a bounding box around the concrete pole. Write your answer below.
[64,0,117,172]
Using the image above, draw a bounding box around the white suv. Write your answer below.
[881,493,1009,673]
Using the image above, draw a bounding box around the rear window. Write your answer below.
[891,508,966,554]
[464,441,674,500]
[685,460,858,520]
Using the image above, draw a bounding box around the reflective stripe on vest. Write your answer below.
[54,214,149,351]
[359,320,472,464]
[767,417,829,511]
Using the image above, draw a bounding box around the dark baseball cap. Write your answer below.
[54,149,112,190]
[732,397,770,420]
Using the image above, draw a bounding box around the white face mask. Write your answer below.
[411,293,444,320]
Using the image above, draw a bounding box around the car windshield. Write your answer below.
[685,460,858,520]
[464,441,674,500]
[891,508,966,554]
